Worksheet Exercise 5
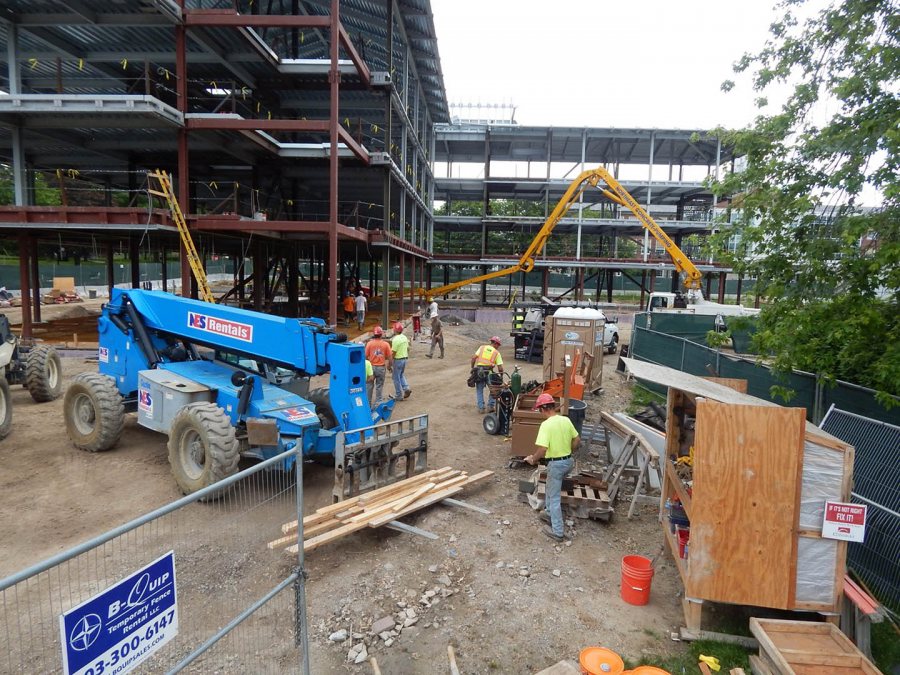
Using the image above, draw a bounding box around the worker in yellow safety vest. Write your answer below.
[470,336,504,414]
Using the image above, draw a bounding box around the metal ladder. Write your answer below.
[148,169,214,303]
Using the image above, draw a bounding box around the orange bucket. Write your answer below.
[630,668,671,675]
[579,647,624,675]
[620,555,655,605]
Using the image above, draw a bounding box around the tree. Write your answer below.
[709,0,899,402]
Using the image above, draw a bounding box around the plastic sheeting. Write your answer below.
[795,536,839,604]
[798,440,845,530]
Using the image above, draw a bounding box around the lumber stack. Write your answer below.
[269,467,493,554]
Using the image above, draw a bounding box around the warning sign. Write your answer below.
[822,501,867,543]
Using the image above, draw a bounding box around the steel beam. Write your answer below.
[184,11,332,28]
[186,117,330,132]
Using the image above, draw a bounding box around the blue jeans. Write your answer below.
[545,456,574,537]
[392,358,409,398]
[475,379,495,411]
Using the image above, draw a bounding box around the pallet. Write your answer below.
[535,480,612,521]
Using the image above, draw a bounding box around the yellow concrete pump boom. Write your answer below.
[426,166,703,298]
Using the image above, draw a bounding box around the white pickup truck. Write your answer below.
[518,305,620,354]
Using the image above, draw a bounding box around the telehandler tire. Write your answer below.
[168,402,239,497]
[306,387,337,429]
[25,344,63,402]
[0,377,12,440]
[64,373,124,451]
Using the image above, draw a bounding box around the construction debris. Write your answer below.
[270,467,493,553]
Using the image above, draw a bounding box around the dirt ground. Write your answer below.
[0,316,694,673]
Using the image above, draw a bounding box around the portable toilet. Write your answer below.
[543,307,605,392]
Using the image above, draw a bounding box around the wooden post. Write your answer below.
[735,274,743,305]
[542,268,549,297]
[717,271,726,304]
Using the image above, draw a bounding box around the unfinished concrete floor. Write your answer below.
[0,317,692,672]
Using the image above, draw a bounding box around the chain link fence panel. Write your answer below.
[0,449,307,674]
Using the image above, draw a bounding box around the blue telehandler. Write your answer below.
[62,289,428,499]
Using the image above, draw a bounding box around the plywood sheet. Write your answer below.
[689,400,805,608]
[703,376,749,393]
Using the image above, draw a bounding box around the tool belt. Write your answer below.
[467,366,491,387]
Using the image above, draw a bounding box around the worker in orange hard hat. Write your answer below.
[525,393,580,541]
[388,321,411,401]
[365,325,392,405]
[470,336,503,414]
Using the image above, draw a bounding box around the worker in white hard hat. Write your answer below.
[525,393,580,541]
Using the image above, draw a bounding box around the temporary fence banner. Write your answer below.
[60,552,177,675]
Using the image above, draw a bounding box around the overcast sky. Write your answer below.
[430,0,781,130]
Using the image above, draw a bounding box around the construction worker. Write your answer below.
[424,296,439,321]
[355,290,367,331]
[425,314,444,359]
[470,336,503,413]
[525,393,580,541]
[365,358,375,404]
[388,321,411,401]
[365,325,392,404]
[342,294,355,327]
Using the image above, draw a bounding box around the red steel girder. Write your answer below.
[185,118,331,132]
[190,217,368,242]
[184,11,332,28]
[337,126,370,164]
[339,25,371,85]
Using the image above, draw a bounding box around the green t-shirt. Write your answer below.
[534,414,579,459]
[365,359,374,378]
[391,333,410,359]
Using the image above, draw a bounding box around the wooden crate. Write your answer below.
[749,618,883,674]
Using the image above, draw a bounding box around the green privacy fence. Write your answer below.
[635,310,759,352]
[630,319,900,426]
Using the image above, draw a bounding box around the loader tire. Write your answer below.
[64,373,124,452]
[0,377,12,440]
[25,344,63,402]
[168,402,239,498]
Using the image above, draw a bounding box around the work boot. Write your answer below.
[538,511,551,524]
[439,354,444,359]
[425,353,433,359]
[542,526,564,542]
[403,389,412,399]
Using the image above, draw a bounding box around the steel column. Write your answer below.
[30,237,41,323]
[643,131,655,263]
[106,243,114,300]
[18,235,32,339]
[382,247,390,328]
[398,252,405,319]
[327,0,341,327]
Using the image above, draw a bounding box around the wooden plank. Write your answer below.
[779,649,862,667]
[280,468,449,533]
[367,484,466,528]
[678,626,757,648]
[751,618,798,675]
[391,482,436,512]
[690,401,805,609]
[665,462,693,519]
[748,654,778,675]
